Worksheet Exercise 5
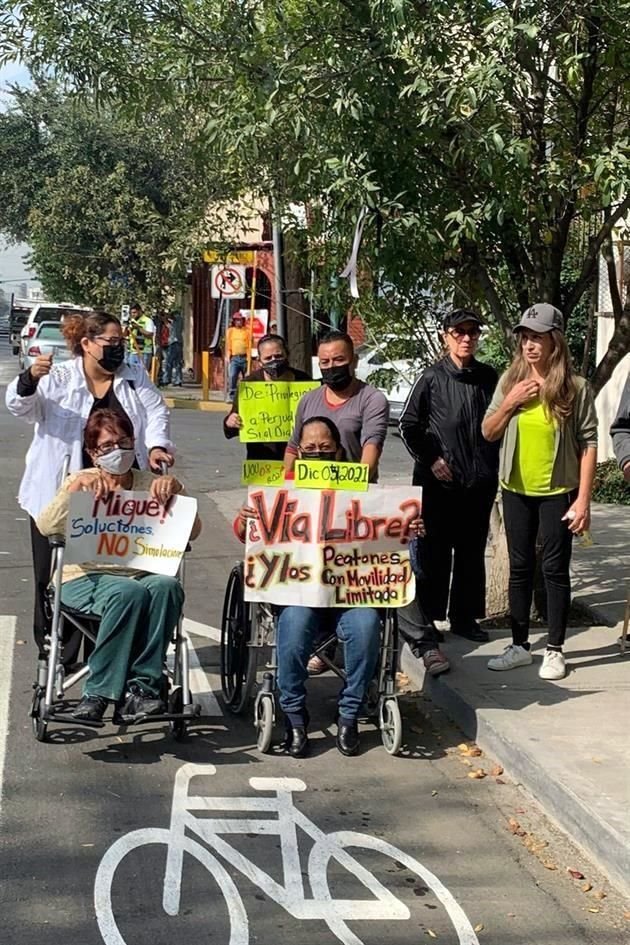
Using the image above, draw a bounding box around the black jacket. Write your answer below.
[223,366,312,461]
[399,356,499,488]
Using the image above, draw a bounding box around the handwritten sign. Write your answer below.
[64,491,198,577]
[244,485,421,608]
[238,380,320,443]
[294,460,369,492]
[242,460,286,486]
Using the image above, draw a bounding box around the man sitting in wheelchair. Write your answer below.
[37,408,201,724]
[236,416,422,759]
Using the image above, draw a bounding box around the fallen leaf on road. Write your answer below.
[495,777,506,785]
[468,769,486,779]
[588,908,600,914]
[542,860,557,871]
[431,790,438,797]
[474,924,484,933]
[507,818,526,837]
[581,883,593,893]
[567,869,585,880]
[516,808,526,814]
[16,639,26,645]
[622,911,630,920]
[490,765,504,777]
[507,913,516,918]
[594,891,606,900]
[457,743,469,752]
[458,758,474,767]
[427,930,438,938]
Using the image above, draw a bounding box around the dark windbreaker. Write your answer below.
[399,356,499,488]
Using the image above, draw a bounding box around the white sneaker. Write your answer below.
[539,649,567,680]
[487,644,533,672]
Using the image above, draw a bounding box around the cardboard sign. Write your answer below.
[238,380,320,443]
[64,490,198,577]
[294,460,369,492]
[242,460,286,486]
[244,485,421,608]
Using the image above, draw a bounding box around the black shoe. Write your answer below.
[286,725,309,758]
[113,683,165,724]
[337,719,360,756]
[450,619,489,643]
[73,694,109,722]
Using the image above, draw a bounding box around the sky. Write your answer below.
[0,61,38,289]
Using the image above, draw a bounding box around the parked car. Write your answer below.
[9,297,37,355]
[20,321,73,371]
[0,314,9,339]
[19,302,92,360]
[355,343,424,424]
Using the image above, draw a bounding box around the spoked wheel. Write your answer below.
[31,689,48,742]
[220,564,255,713]
[255,694,274,753]
[380,697,402,755]
[168,686,186,741]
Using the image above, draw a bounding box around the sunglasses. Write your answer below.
[448,327,481,339]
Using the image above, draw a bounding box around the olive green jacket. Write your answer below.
[485,374,598,491]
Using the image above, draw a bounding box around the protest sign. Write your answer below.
[238,380,320,443]
[294,460,369,492]
[64,490,198,577]
[244,485,421,608]
[242,460,286,486]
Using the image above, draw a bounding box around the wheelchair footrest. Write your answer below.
[47,710,105,729]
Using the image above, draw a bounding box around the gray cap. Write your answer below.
[514,303,564,334]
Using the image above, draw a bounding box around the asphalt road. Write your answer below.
[0,339,627,945]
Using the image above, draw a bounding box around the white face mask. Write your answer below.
[95,448,136,475]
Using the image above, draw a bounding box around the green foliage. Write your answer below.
[592,459,630,505]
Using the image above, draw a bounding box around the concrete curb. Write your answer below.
[164,397,229,412]
[400,643,630,897]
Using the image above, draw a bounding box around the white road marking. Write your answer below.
[0,552,10,555]
[0,616,17,820]
[182,617,221,642]
[167,632,223,717]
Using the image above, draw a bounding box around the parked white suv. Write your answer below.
[19,302,93,364]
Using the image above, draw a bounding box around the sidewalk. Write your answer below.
[402,503,630,896]
[161,381,229,411]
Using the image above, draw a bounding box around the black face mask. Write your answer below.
[321,364,353,391]
[263,357,289,380]
[98,343,126,374]
[300,450,338,462]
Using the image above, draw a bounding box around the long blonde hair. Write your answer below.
[502,329,578,424]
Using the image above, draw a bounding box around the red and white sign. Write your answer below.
[211,265,246,298]
[237,308,269,353]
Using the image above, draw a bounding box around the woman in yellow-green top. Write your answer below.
[482,303,598,681]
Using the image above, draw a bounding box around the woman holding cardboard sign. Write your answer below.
[37,409,201,724]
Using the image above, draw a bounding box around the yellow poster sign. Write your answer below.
[241,460,286,486]
[203,249,255,266]
[294,460,369,492]
[238,380,320,443]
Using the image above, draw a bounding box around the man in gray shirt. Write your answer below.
[285,330,389,481]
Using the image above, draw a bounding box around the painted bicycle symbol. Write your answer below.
[95,763,480,945]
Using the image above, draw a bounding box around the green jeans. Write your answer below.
[61,573,184,701]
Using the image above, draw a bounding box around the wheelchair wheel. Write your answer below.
[31,689,48,743]
[220,564,255,713]
[168,687,186,741]
[380,697,402,755]
[255,694,274,753]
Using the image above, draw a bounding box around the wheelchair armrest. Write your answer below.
[48,534,66,549]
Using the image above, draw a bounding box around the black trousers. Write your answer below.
[502,489,575,647]
[398,593,442,657]
[30,517,83,663]
[418,479,497,625]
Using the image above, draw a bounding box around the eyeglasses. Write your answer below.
[448,327,481,339]
[94,335,124,347]
[92,438,134,456]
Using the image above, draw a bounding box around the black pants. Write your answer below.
[418,479,497,625]
[502,489,575,647]
[30,517,83,663]
[398,594,442,657]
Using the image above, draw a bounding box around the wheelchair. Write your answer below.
[30,536,200,744]
[220,562,404,755]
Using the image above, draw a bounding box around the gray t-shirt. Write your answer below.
[287,380,389,466]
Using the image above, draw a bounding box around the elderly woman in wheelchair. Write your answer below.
[233,416,422,759]
[36,408,201,725]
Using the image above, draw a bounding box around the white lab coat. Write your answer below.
[5,357,175,519]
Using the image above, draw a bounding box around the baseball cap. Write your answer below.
[442,309,483,330]
[514,303,564,334]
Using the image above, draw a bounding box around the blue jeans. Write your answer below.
[277,606,381,725]
[228,355,247,398]
[163,342,183,385]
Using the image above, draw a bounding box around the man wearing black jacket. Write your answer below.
[399,310,499,658]
[223,333,312,461]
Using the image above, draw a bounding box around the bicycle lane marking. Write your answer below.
[0,615,16,819]
[93,763,481,945]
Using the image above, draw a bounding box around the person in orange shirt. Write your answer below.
[226,313,250,399]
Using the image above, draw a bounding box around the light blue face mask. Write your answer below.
[95,448,135,475]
